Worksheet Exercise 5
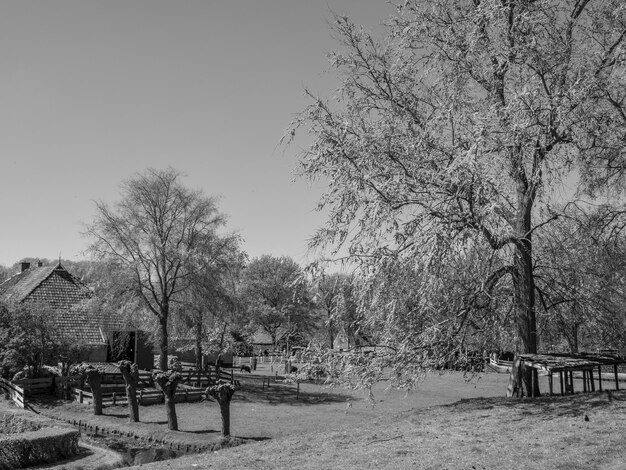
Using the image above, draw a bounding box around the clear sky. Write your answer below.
[0,1,394,268]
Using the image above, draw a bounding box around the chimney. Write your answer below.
[21,262,31,272]
[37,260,43,267]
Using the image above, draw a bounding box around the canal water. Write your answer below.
[85,434,180,467]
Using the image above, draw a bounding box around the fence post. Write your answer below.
[79,390,84,404]
[139,390,143,406]
[112,392,116,406]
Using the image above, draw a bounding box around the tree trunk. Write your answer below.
[126,385,139,422]
[511,175,539,397]
[195,319,203,371]
[219,400,231,437]
[164,392,178,431]
[153,371,180,431]
[90,377,103,416]
[567,323,579,353]
[159,312,169,371]
[119,362,140,422]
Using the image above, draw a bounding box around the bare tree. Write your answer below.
[86,167,229,371]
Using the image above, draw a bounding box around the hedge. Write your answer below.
[0,427,79,470]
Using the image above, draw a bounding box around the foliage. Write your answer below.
[312,272,363,349]
[0,301,92,380]
[288,1,626,392]
[206,380,237,402]
[535,207,626,352]
[86,167,231,371]
[0,427,79,470]
[171,239,245,368]
[241,255,319,349]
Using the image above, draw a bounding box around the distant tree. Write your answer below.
[0,302,59,379]
[86,167,229,371]
[0,264,11,284]
[536,209,626,352]
[241,255,318,351]
[172,239,245,370]
[313,272,360,350]
[289,1,626,395]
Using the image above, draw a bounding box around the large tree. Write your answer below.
[86,167,229,371]
[290,1,626,394]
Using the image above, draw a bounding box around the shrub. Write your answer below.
[0,427,79,470]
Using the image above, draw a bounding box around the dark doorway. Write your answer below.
[107,331,136,362]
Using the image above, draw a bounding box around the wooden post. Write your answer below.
[560,371,564,396]
[583,371,588,393]
[569,371,574,393]
[139,390,143,406]
[548,373,553,396]
[112,392,117,406]
[590,369,595,392]
[79,390,84,404]
[185,389,188,402]
[598,365,603,392]
[296,381,300,400]
[614,364,619,390]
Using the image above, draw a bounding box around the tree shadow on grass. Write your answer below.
[232,379,354,406]
[186,428,221,435]
[104,412,129,419]
[440,389,626,419]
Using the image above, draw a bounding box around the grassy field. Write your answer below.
[6,370,626,469]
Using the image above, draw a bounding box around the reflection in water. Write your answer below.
[87,434,179,467]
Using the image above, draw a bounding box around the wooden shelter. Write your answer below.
[517,353,626,397]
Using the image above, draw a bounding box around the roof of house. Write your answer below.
[252,329,274,345]
[0,262,125,345]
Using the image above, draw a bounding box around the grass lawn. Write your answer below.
[6,370,626,469]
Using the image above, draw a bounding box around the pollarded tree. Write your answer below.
[86,167,229,371]
[118,360,140,423]
[76,364,105,416]
[153,368,182,431]
[206,380,236,437]
[289,1,626,395]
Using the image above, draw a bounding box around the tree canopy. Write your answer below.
[86,167,232,370]
[290,0,626,392]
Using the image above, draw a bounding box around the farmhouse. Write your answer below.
[0,261,152,368]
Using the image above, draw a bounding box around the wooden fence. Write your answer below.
[0,377,26,408]
[73,386,207,406]
[1,365,234,409]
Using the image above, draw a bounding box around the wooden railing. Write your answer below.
[0,377,26,408]
[73,386,206,406]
